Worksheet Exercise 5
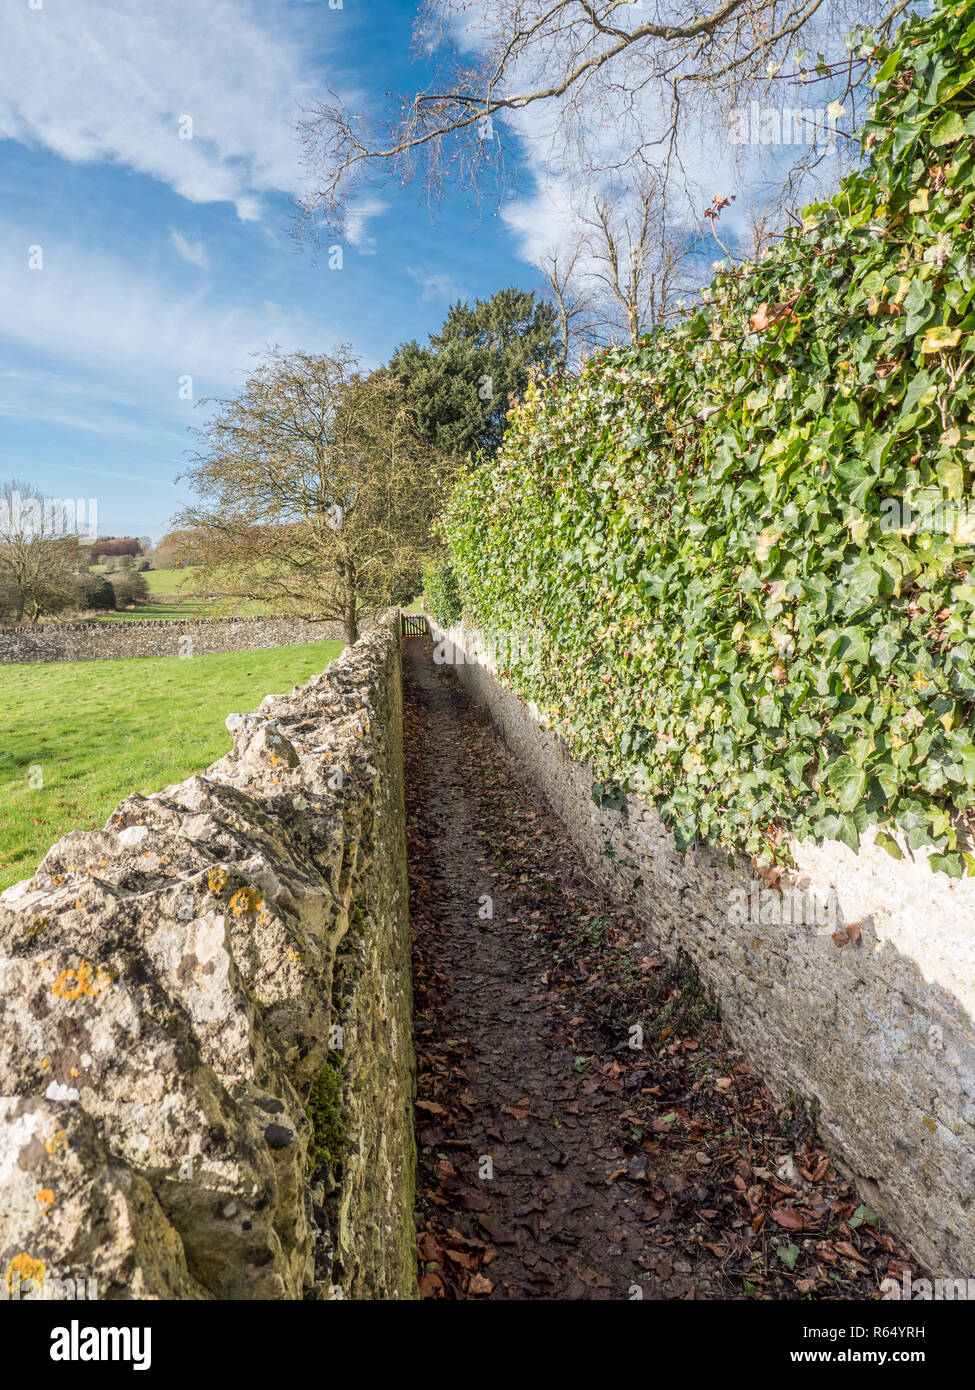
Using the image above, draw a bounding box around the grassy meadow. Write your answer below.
[0,640,343,891]
[93,565,270,621]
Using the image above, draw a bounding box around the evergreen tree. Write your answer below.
[388,287,559,459]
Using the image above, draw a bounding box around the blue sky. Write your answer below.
[0,0,861,543]
[0,0,554,541]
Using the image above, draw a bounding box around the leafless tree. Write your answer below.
[298,0,912,223]
[539,239,599,368]
[0,480,82,623]
[175,349,444,644]
[536,172,704,359]
[580,174,704,342]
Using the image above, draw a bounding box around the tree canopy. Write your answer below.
[388,287,560,459]
[176,348,444,643]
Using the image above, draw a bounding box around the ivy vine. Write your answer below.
[444,1,975,875]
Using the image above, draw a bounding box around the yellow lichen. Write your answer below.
[7,1253,45,1290]
[44,1130,67,1155]
[230,886,262,915]
[51,960,114,1001]
[36,1189,54,1208]
[207,867,228,893]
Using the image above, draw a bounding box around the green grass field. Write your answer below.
[97,598,270,621]
[0,640,343,891]
[90,565,199,593]
[93,566,271,621]
[142,567,199,593]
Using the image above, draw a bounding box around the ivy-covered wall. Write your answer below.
[444,0,975,878]
[438,617,975,1280]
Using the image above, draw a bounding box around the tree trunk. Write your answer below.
[342,568,358,645]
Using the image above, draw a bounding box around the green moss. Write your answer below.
[305,1053,348,1178]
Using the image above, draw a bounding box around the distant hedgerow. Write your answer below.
[423,557,463,628]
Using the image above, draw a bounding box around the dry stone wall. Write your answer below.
[0,615,343,663]
[0,611,416,1300]
[436,619,975,1282]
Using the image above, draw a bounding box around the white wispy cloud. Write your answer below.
[169,229,210,270]
[44,462,180,489]
[0,223,344,404]
[407,268,465,304]
[343,197,389,252]
[0,0,328,220]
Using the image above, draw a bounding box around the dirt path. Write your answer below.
[403,637,921,1301]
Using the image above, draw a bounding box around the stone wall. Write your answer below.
[0,615,343,663]
[436,619,975,1282]
[0,611,416,1300]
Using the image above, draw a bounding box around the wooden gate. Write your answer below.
[401,613,427,637]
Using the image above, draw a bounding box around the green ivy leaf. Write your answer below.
[828,757,868,812]
[930,110,967,147]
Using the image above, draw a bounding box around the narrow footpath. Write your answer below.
[403,636,922,1301]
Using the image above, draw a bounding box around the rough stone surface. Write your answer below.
[0,615,343,663]
[438,619,975,1281]
[0,611,416,1300]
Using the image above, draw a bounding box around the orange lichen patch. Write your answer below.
[230,886,262,915]
[36,1189,55,1208]
[207,868,228,893]
[69,1067,78,1078]
[45,1130,67,1155]
[7,1253,45,1290]
[285,945,301,964]
[40,1058,50,1069]
[24,917,48,938]
[51,960,114,1001]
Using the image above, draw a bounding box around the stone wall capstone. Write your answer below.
[0,615,343,663]
[0,610,416,1300]
[436,618,975,1282]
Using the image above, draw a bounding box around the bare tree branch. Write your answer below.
[298,0,908,221]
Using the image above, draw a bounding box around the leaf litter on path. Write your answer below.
[403,638,924,1301]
